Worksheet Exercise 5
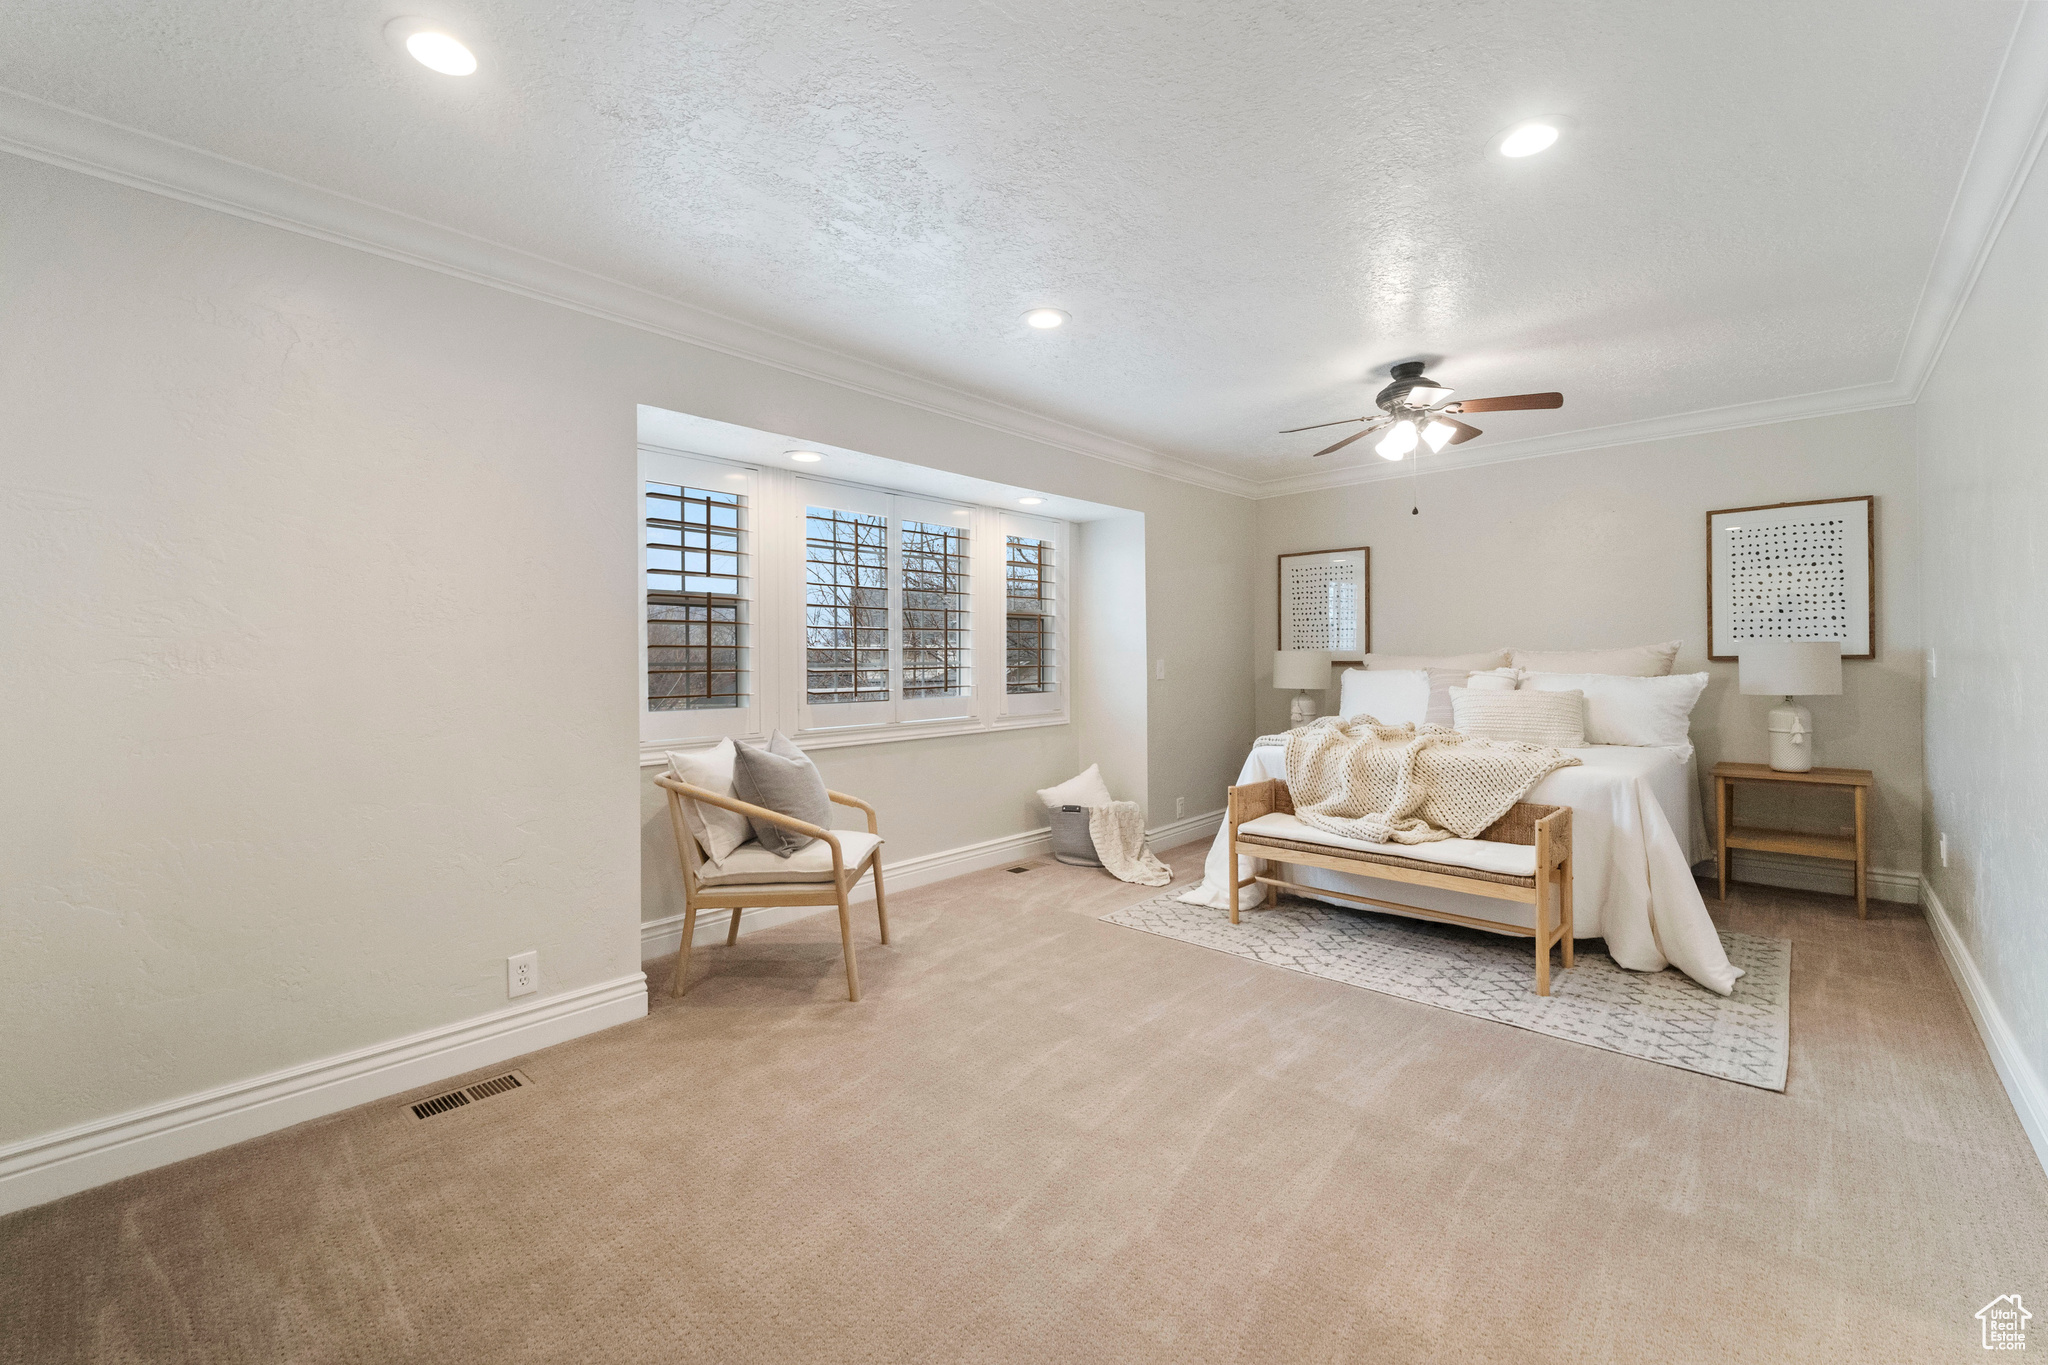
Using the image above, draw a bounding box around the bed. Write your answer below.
[1180,739,1741,995]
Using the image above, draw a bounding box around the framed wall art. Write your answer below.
[1278,546,1370,658]
[1707,496,1874,662]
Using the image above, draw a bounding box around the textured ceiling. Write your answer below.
[0,1,2021,480]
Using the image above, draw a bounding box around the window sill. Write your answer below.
[639,711,1069,767]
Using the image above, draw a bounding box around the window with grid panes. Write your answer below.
[901,520,970,698]
[645,481,745,710]
[1005,534,1056,694]
[805,506,890,703]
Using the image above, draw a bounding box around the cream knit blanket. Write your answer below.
[1283,715,1581,845]
[1086,801,1173,887]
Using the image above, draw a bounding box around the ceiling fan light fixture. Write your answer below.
[1376,420,1418,461]
[1422,420,1457,453]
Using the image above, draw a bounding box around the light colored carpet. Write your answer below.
[2,845,2044,1364]
[1104,891,1792,1089]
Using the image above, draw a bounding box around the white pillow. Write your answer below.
[1038,763,1115,810]
[667,739,755,864]
[1510,641,1681,677]
[1364,649,1511,672]
[1338,668,1431,726]
[1463,668,1524,692]
[1521,672,1709,747]
[1449,688,1587,748]
[1421,667,1470,728]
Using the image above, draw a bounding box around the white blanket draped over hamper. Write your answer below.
[1087,801,1173,886]
[1182,742,1742,995]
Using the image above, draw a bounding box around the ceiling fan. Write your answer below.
[1281,361,1563,459]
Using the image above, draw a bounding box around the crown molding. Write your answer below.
[1896,0,2048,402]
[6,0,2047,509]
[0,87,1259,501]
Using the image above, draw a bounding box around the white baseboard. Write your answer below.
[640,810,1226,961]
[0,972,648,1216]
[1708,850,1922,904]
[1921,882,2048,1179]
[642,825,1055,959]
[1147,806,1226,851]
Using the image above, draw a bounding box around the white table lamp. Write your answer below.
[1274,650,1333,727]
[1739,640,1843,772]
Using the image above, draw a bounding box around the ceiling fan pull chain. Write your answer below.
[1411,445,1421,515]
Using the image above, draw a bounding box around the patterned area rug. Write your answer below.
[1103,892,1791,1090]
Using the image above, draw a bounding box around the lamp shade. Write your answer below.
[1739,640,1843,696]
[1273,650,1333,690]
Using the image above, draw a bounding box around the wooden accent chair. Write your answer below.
[654,775,888,1002]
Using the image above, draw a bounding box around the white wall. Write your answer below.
[1073,515,1150,812]
[0,154,1255,1165]
[1251,407,1925,879]
[1917,134,2048,1118]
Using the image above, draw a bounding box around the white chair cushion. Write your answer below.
[1238,813,1536,878]
[695,830,883,886]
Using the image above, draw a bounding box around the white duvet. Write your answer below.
[1179,742,1742,995]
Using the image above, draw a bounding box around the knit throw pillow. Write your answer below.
[1449,687,1586,748]
[731,731,833,857]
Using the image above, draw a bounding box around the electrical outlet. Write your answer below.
[507,951,538,998]
[1155,658,1166,681]
[1175,796,1186,819]
[1939,834,1949,868]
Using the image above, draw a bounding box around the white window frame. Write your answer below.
[639,449,762,750]
[638,446,1068,762]
[999,511,1067,720]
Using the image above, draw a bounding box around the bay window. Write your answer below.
[641,447,1066,754]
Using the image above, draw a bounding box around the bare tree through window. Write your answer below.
[645,481,745,710]
[1006,534,1055,694]
[806,507,890,703]
[901,521,970,698]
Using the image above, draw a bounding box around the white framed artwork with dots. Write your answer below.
[1278,546,1370,658]
[1707,496,1873,662]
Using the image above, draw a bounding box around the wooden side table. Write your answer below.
[1711,762,1873,917]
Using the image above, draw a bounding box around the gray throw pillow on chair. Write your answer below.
[730,731,833,857]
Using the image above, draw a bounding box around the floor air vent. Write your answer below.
[407,1069,531,1121]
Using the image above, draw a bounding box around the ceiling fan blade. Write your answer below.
[1279,415,1375,434]
[1311,427,1379,458]
[1441,417,1483,445]
[1454,392,1563,413]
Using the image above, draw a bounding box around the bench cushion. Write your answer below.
[698,831,882,885]
[1237,813,1537,879]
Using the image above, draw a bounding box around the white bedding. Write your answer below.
[1180,741,1741,995]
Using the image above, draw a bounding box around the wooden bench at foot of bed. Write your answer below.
[1227,779,1575,995]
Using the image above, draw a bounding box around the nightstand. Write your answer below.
[1711,762,1872,917]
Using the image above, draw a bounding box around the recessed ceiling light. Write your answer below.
[1018,496,1045,505]
[1490,117,1569,160]
[786,450,824,463]
[404,30,477,75]
[1023,309,1069,330]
